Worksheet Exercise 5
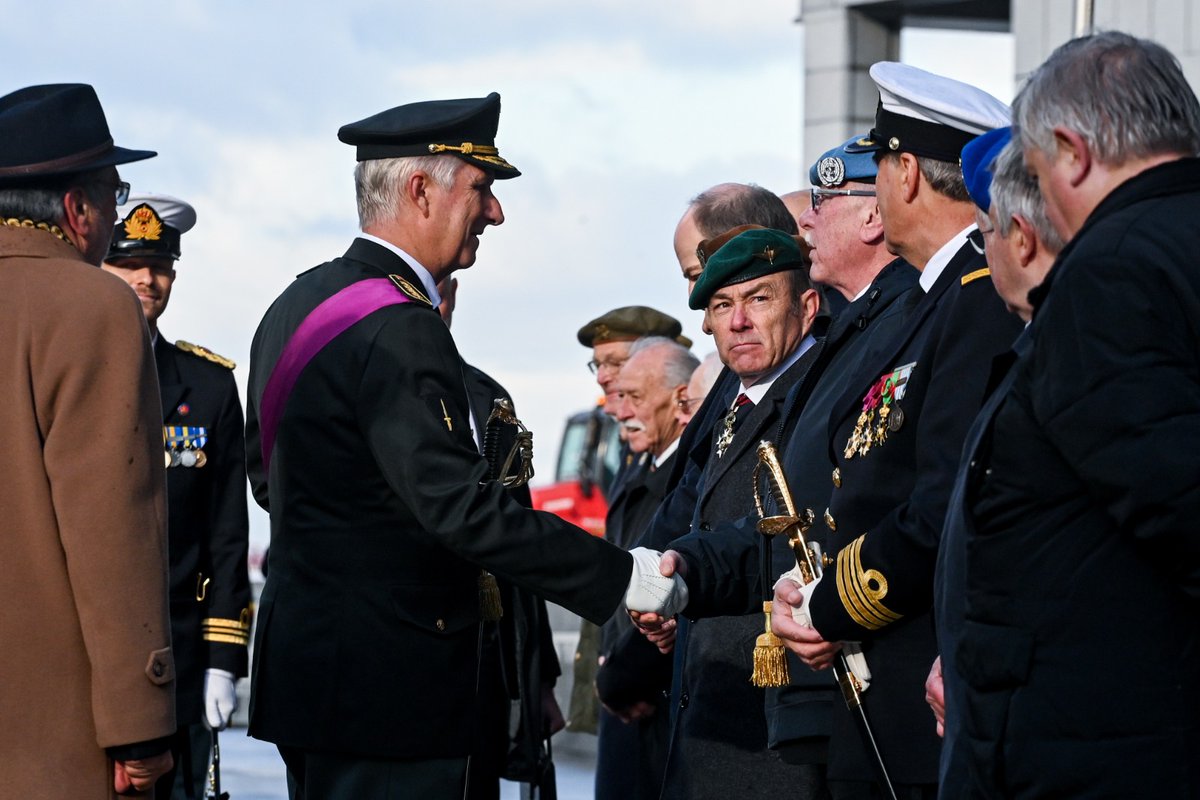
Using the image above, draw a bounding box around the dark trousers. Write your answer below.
[830,780,937,800]
[278,745,469,800]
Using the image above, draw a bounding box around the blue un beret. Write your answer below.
[961,126,1012,212]
[809,135,879,187]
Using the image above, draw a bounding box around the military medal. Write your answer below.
[844,362,915,459]
[715,393,749,459]
[164,425,209,468]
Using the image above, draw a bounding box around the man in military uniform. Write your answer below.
[641,228,825,800]
[960,33,1200,796]
[641,138,918,791]
[102,194,251,799]
[243,93,659,799]
[769,64,1021,799]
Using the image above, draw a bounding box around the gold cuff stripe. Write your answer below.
[961,267,991,286]
[203,617,251,631]
[204,632,250,646]
[836,535,903,631]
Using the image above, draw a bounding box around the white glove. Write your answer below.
[203,668,238,730]
[775,568,872,691]
[624,547,689,617]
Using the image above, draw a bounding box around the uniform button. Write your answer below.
[679,693,690,709]
[574,651,582,662]
[969,459,978,470]
[824,508,837,532]
[985,468,993,478]
[435,619,446,632]
[832,468,842,488]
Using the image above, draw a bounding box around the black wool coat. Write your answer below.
[963,159,1200,798]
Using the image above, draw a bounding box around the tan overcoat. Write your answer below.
[0,227,175,799]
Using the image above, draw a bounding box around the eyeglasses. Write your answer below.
[587,357,627,375]
[114,181,131,206]
[677,397,704,412]
[811,188,876,211]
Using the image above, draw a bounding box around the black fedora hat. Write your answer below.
[0,83,155,182]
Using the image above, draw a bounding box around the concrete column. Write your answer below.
[800,0,899,173]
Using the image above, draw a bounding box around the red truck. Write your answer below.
[530,404,622,537]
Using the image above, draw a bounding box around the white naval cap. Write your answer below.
[118,192,197,234]
[847,62,1011,162]
[109,192,196,261]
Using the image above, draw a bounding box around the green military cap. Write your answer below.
[576,305,692,348]
[688,228,809,310]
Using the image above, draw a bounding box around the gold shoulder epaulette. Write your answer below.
[387,274,433,306]
[961,267,991,287]
[175,340,236,370]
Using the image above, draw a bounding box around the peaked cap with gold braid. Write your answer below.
[337,92,520,178]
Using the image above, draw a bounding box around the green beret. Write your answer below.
[577,305,691,348]
[688,228,807,310]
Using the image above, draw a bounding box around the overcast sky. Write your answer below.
[4,2,1014,552]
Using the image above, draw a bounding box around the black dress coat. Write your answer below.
[961,159,1200,798]
[672,259,919,749]
[807,238,1022,786]
[156,335,251,726]
[661,342,822,800]
[244,238,632,760]
[932,329,1029,799]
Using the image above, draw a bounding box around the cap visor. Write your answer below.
[843,136,883,154]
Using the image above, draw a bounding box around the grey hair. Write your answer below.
[990,141,1065,254]
[0,169,112,223]
[1014,31,1200,164]
[876,152,970,202]
[690,183,798,236]
[354,155,464,229]
[628,336,700,390]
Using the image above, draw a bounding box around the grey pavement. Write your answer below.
[218,726,597,800]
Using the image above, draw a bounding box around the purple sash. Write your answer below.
[259,278,412,470]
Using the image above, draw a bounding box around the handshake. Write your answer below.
[624,547,690,617]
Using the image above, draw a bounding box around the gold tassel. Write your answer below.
[751,600,790,687]
[478,570,504,621]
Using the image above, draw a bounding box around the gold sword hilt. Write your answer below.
[485,398,536,489]
[753,440,818,583]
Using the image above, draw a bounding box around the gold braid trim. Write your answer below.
[427,142,499,156]
[3,217,75,249]
[835,535,903,631]
[961,267,991,286]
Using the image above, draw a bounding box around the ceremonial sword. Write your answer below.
[753,440,898,800]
